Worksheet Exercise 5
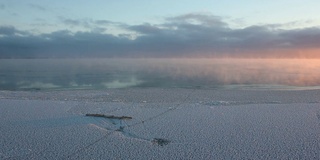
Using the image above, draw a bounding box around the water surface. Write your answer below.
[1,58,320,90]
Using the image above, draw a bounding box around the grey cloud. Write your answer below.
[266,20,315,29]
[0,27,132,58]
[0,26,16,35]
[59,17,122,33]
[91,27,107,33]
[280,27,320,48]
[61,18,89,27]
[28,4,46,11]
[94,20,114,25]
[0,4,5,10]
[128,23,162,34]
[62,19,80,26]
[1,13,320,58]
[60,17,122,28]
[167,13,227,27]
[0,26,28,36]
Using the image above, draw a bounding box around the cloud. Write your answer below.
[0,26,17,36]
[58,17,124,34]
[0,26,29,36]
[59,17,122,29]
[0,4,5,10]
[166,13,227,27]
[280,27,320,48]
[1,13,320,58]
[60,17,91,28]
[28,3,47,11]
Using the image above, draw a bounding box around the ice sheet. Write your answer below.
[1,89,320,159]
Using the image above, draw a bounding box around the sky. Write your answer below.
[1,0,320,58]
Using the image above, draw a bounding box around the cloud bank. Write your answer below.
[1,13,320,58]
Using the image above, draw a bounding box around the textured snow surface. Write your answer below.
[1,89,320,159]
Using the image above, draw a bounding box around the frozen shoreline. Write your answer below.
[1,88,320,159]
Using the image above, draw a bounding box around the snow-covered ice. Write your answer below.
[1,88,320,159]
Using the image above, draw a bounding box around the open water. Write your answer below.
[1,58,320,90]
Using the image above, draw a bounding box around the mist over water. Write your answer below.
[1,58,320,90]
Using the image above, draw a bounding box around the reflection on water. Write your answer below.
[0,58,320,90]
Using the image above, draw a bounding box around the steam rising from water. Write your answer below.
[0,58,320,90]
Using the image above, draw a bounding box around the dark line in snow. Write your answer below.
[64,89,196,158]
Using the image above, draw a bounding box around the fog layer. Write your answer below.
[0,58,319,90]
